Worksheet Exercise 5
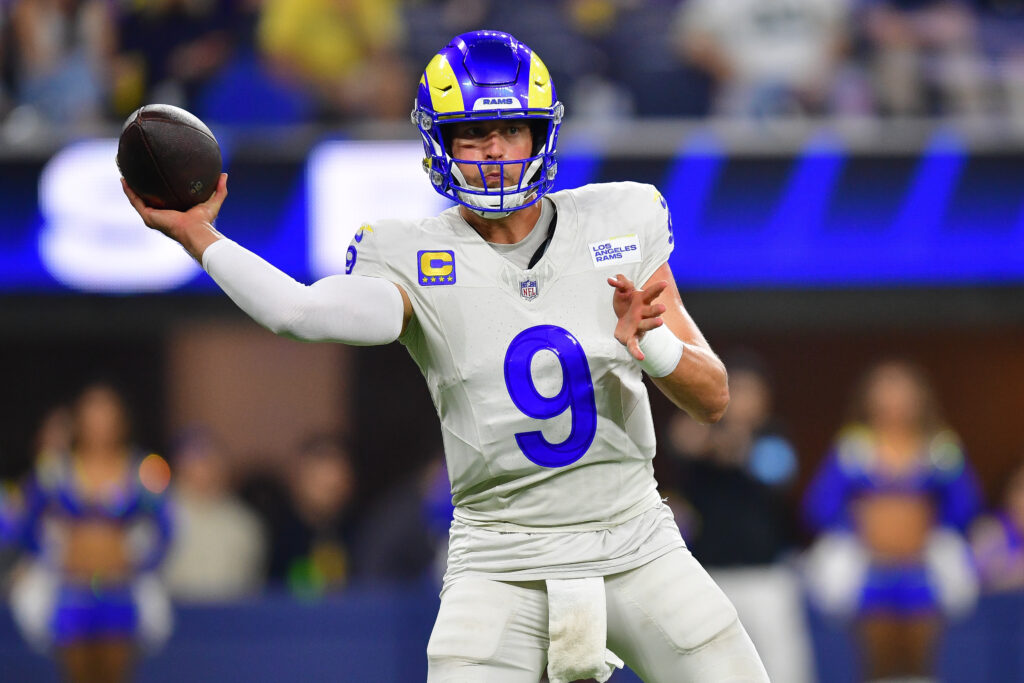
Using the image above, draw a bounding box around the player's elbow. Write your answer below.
[696,362,730,423]
[260,304,307,340]
[701,384,730,424]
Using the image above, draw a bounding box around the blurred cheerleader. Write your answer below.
[803,360,981,682]
[8,383,173,683]
[970,460,1024,593]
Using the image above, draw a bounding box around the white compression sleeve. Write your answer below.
[201,239,404,345]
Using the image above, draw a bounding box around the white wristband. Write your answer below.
[636,325,685,377]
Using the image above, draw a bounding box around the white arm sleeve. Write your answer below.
[201,238,404,345]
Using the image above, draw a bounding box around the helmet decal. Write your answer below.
[412,30,563,218]
[424,54,465,114]
[527,52,552,109]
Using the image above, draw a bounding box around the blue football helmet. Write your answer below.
[412,30,564,218]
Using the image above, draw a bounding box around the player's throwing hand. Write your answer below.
[608,273,668,362]
[121,173,229,261]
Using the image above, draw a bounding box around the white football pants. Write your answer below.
[426,547,769,682]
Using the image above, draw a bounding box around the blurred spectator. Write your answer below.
[862,0,987,116]
[161,427,266,602]
[193,0,315,125]
[0,6,9,118]
[257,0,410,121]
[0,405,73,585]
[661,352,811,683]
[976,0,1024,124]
[113,0,235,118]
[32,402,73,470]
[0,479,19,584]
[8,383,173,683]
[664,355,798,564]
[803,360,981,681]
[8,0,115,126]
[242,433,358,597]
[971,460,1024,592]
[353,453,453,584]
[672,0,855,118]
[598,0,714,118]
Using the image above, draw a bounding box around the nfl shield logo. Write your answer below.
[520,279,539,301]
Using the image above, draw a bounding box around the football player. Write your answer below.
[122,30,768,683]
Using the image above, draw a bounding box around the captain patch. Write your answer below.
[589,235,642,267]
[418,250,457,286]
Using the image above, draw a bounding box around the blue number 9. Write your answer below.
[345,245,357,274]
[503,325,597,468]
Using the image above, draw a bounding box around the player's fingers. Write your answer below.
[613,325,629,347]
[641,280,669,304]
[637,317,664,333]
[608,274,632,293]
[642,303,667,319]
[121,178,149,214]
[121,181,172,231]
[200,173,229,216]
[607,277,629,294]
[628,337,644,361]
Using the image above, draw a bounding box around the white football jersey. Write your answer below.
[349,181,685,581]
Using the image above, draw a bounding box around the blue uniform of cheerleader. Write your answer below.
[804,427,981,615]
[14,452,172,646]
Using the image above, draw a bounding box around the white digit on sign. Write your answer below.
[38,140,199,292]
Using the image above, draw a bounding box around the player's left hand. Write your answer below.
[608,273,668,361]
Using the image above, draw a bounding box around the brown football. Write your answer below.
[117,104,222,211]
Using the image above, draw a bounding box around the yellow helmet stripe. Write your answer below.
[424,54,465,114]
[527,51,552,109]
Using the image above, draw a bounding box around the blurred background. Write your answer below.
[0,0,1023,681]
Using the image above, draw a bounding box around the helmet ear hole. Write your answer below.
[440,123,456,156]
[528,120,548,155]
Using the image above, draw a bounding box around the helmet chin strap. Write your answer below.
[451,159,543,219]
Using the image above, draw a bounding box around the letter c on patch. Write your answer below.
[420,251,453,277]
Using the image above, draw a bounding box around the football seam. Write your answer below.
[139,113,218,145]
[136,120,189,209]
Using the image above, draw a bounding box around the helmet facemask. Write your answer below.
[439,118,555,218]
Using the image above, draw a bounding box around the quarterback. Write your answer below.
[122,31,768,683]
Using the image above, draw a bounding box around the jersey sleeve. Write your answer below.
[630,183,675,287]
[346,220,422,293]
[345,218,432,348]
[346,223,390,279]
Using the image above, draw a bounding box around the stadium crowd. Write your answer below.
[0,0,1022,132]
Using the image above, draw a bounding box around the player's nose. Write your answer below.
[482,132,505,159]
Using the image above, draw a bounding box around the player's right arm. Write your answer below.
[122,173,414,343]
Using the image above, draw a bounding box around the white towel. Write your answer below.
[546,577,624,683]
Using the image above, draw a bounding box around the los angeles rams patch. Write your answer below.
[418,250,457,286]
[589,235,642,267]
